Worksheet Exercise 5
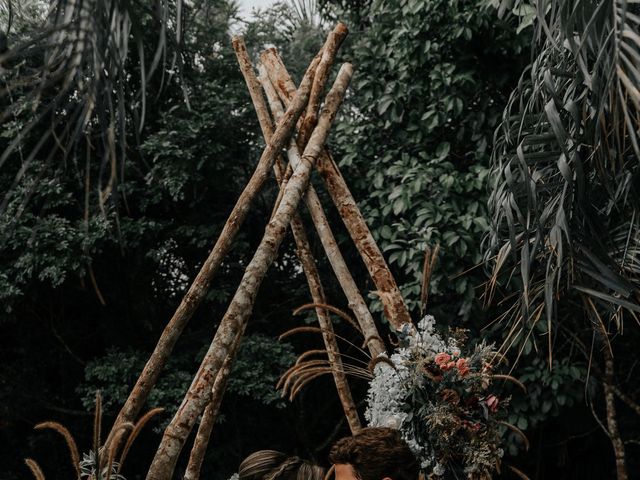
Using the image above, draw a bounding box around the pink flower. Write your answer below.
[456,358,470,377]
[486,394,500,413]
[462,420,481,432]
[442,361,456,371]
[434,352,451,367]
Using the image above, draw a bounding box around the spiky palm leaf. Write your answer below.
[0,0,188,217]
[486,0,640,362]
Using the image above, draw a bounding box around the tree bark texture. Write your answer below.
[260,50,412,331]
[603,347,628,480]
[145,64,353,480]
[233,36,361,434]
[259,64,386,358]
[183,335,239,480]
[299,23,348,147]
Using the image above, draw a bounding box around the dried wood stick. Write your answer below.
[146,63,354,480]
[233,34,360,434]
[299,22,348,148]
[183,333,239,480]
[104,26,332,447]
[270,23,348,216]
[260,50,412,330]
[259,64,386,358]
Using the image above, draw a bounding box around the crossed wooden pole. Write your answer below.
[105,23,412,480]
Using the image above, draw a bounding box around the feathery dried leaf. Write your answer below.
[34,421,80,478]
[24,459,45,480]
[118,408,164,472]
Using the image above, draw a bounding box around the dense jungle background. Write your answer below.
[2,0,640,478]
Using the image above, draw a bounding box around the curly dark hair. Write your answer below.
[238,450,325,480]
[329,427,419,480]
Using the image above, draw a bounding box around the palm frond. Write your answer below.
[0,0,186,217]
[486,0,640,360]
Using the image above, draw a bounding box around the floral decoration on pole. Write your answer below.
[366,317,526,479]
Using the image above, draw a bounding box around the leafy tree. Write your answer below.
[321,1,626,476]
[322,0,530,322]
[486,0,640,477]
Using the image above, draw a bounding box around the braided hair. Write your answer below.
[238,450,325,480]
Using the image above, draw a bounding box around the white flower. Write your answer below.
[227,474,239,480]
[364,354,409,429]
[365,316,448,474]
[433,463,446,476]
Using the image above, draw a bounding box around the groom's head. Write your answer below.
[329,427,419,480]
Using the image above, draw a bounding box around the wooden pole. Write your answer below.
[183,39,361,479]
[260,50,413,330]
[183,334,239,480]
[232,36,362,432]
[299,23,348,149]
[145,64,353,480]
[259,64,385,358]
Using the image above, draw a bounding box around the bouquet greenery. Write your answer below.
[366,316,516,479]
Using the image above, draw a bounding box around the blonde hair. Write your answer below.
[238,450,325,480]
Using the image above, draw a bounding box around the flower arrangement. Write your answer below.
[365,316,514,479]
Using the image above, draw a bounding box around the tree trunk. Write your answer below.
[260,50,412,331]
[145,64,353,480]
[298,23,348,147]
[105,27,334,446]
[603,347,628,480]
[106,58,318,444]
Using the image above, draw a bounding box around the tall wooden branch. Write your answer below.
[104,27,336,446]
[145,64,354,480]
[299,23,348,147]
[259,64,385,358]
[232,36,361,435]
[260,50,412,330]
[183,334,239,480]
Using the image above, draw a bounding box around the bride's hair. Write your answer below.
[238,450,325,480]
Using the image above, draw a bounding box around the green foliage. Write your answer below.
[506,356,589,454]
[78,348,193,426]
[0,165,112,315]
[486,0,640,350]
[329,0,529,320]
[484,1,640,473]
[78,335,297,425]
[228,334,297,408]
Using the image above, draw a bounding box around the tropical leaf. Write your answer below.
[486,0,640,361]
[0,0,187,218]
